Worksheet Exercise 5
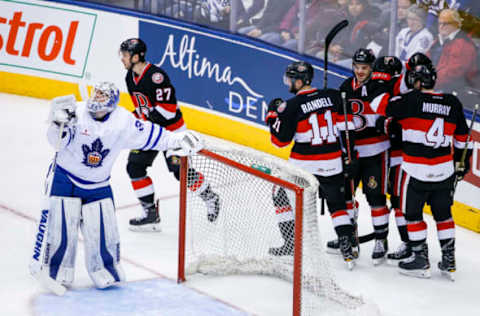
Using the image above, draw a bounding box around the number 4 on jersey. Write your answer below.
[426,117,447,148]
[308,110,337,145]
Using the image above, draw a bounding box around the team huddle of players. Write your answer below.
[265,48,473,280]
[31,36,473,295]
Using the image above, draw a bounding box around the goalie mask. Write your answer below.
[87,82,120,119]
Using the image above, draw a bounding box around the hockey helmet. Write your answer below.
[352,48,376,66]
[406,52,432,71]
[407,64,437,89]
[284,61,314,87]
[120,38,147,62]
[87,82,120,117]
[373,56,403,76]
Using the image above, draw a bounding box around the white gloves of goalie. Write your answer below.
[167,130,204,157]
[48,94,77,126]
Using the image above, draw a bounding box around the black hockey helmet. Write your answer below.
[120,38,147,62]
[352,48,376,66]
[373,56,403,76]
[407,64,437,89]
[284,61,314,86]
[406,52,432,71]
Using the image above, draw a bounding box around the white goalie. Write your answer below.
[30,81,203,295]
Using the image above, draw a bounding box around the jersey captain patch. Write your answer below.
[82,138,110,168]
[152,72,164,84]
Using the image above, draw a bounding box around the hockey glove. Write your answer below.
[454,148,473,181]
[375,116,400,138]
[265,98,284,126]
[49,94,77,126]
[342,152,359,180]
[167,130,204,157]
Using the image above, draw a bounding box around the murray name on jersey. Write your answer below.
[269,88,353,177]
[47,102,173,189]
[386,91,470,181]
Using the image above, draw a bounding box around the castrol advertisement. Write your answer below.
[0,0,96,77]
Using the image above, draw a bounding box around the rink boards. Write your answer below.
[0,0,479,232]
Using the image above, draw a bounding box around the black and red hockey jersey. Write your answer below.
[125,63,185,132]
[340,77,391,158]
[268,88,355,177]
[370,73,408,167]
[386,90,472,182]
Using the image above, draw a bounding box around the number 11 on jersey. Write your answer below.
[308,110,337,145]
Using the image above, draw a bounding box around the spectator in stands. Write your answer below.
[197,0,231,30]
[257,0,331,51]
[427,9,478,94]
[326,0,380,61]
[395,5,434,63]
[365,0,410,56]
[415,0,479,33]
[237,0,296,43]
[236,0,266,28]
[306,0,348,57]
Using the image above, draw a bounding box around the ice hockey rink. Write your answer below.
[1,92,479,316]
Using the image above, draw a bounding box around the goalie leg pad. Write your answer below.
[31,196,82,287]
[81,198,125,288]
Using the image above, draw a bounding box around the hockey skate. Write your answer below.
[327,233,359,258]
[269,220,294,256]
[339,235,356,270]
[372,239,388,266]
[399,243,431,279]
[438,241,456,281]
[387,242,412,264]
[200,185,220,222]
[129,201,161,232]
[326,238,340,255]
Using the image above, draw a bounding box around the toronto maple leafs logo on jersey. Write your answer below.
[82,138,110,168]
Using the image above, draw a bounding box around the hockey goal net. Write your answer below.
[177,137,379,316]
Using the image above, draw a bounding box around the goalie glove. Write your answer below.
[265,98,284,125]
[166,130,203,157]
[48,94,77,126]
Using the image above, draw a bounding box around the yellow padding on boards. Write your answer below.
[424,202,480,233]
[0,71,81,100]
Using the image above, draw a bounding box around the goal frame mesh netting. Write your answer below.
[176,138,379,316]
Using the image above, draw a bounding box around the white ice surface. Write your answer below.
[0,93,479,316]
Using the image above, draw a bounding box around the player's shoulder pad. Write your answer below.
[148,64,170,85]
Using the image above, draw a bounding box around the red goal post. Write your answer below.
[177,138,379,316]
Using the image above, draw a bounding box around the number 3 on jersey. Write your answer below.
[426,117,447,148]
[308,110,337,145]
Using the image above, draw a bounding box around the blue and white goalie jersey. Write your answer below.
[47,102,173,189]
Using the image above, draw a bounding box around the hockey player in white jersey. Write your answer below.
[29,82,202,295]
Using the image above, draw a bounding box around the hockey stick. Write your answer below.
[341,92,357,213]
[323,20,348,89]
[320,19,348,215]
[454,104,479,189]
[341,92,376,244]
